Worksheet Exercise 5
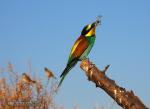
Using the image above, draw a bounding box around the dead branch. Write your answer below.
[80,59,149,109]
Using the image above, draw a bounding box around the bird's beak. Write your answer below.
[85,16,102,37]
[87,17,101,36]
[92,16,102,27]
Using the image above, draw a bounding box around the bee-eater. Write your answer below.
[58,17,101,87]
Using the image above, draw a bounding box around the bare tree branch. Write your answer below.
[80,59,149,109]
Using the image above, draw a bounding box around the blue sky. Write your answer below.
[0,0,150,109]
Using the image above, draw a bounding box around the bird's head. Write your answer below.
[81,16,101,37]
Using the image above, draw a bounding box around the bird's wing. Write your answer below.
[68,36,88,63]
[58,36,88,87]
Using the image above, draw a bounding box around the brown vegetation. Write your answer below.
[0,62,62,109]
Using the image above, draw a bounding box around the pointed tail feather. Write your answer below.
[58,59,78,87]
[58,70,67,87]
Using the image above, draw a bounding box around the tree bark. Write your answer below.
[80,59,149,109]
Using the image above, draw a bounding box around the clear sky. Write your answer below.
[0,0,150,109]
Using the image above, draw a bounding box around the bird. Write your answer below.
[58,17,101,87]
[44,67,56,79]
[22,73,36,84]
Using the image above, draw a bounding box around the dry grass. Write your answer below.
[0,62,61,109]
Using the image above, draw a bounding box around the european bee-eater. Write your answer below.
[45,67,56,79]
[58,17,101,87]
[22,73,36,84]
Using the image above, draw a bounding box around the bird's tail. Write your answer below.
[58,59,78,87]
